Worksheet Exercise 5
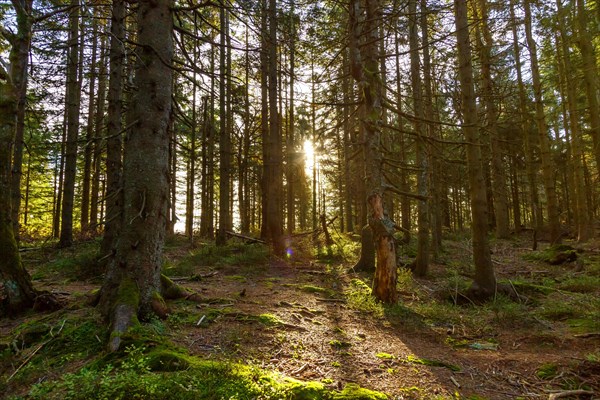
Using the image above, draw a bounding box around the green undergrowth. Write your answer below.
[522,244,579,265]
[2,311,388,400]
[167,241,270,276]
[29,239,102,282]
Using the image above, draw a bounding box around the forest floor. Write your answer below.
[1,231,599,399]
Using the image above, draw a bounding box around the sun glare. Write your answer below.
[303,139,315,176]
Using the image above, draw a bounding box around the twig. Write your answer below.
[573,332,600,338]
[7,343,45,381]
[196,315,206,326]
[548,389,594,399]
[450,376,461,388]
[292,363,309,375]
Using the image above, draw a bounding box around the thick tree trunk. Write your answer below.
[0,64,36,316]
[454,0,496,298]
[98,0,173,351]
[349,0,398,303]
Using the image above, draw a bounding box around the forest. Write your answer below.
[0,0,599,398]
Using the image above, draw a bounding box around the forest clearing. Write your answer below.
[1,232,599,399]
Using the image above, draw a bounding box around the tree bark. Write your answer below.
[575,0,600,182]
[454,0,496,298]
[523,0,561,244]
[510,0,541,232]
[349,0,398,303]
[81,17,99,235]
[409,0,429,277]
[475,0,510,239]
[0,61,37,316]
[100,0,126,261]
[59,0,82,248]
[556,0,593,242]
[8,0,33,241]
[98,0,173,351]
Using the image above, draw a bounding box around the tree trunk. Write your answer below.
[98,0,173,351]
[216,2,232,247]
[510,0,541,232]
[260,0,284,255]
[286,0,296,235]
[0,61,37,316]
[475,0,510,239]
[90,41,107,232]
[556,0,593,242]
[100,0,126,261]
[349,0,398,303]
[524,0,561,244]
[409,0,429,277]
[59,0,82,248]
[81,18,99,235]
[575,0,600,182]
[454,0,496,298]
[8,0,33,241]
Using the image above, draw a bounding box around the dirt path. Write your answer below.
[165,258,600,400]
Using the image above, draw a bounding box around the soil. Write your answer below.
[2,235,599,400]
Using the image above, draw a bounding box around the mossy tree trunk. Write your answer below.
[0,50,36,316]
[98,0,173,352]
[349,0,398,304]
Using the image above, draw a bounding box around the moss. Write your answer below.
[146,350,191,371]
[258,313,285,326]
[536,363,558,379]
[333,383,387,399]
[284,379,327,399]
[405,355,460,372]
[329,340,351,349]
[116,278,140,309]
[376,352,394,359]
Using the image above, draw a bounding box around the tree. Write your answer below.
[216,1,232,246]
[100,0,126,260]
[454,0,496,298]
[349,0,398,303]
[475,0,510,239]
[59,0,82,248]
[408,0,429,277]
[261,0,284,255]
[523,0,561,244]
[0,58,37,316]
[3,0,34,240]
[98,0,174,351]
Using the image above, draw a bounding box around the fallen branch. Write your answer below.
[225,230,266,244]
[573,332,600,338]
[8,320,66,381]
[548,390,593,399]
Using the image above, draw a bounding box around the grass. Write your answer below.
[166,241,270,276]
